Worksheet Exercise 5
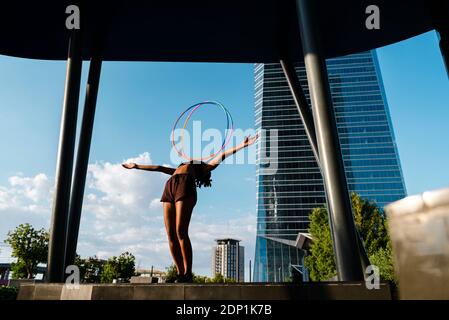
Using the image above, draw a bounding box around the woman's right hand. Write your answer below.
[122,163,137,169]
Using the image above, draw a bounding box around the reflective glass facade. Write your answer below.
[253,51,407,282]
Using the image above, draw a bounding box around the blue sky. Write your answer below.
[0,30,447,278]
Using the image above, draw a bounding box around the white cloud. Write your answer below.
[8,173,52,203]
[0,173,52,214]
[149,198,162,209]
[88,153,161,205]
[0,174,53,261]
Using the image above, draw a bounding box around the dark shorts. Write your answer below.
[160,174,197,204]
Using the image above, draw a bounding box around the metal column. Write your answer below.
[295,0,363,281]
[47,30,83,283]
[65,54,103,268]
[280,60,320,162]
[281,60,371,276]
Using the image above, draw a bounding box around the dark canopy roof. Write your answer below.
[0,0,446,62]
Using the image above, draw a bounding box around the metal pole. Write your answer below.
[296,0,363,281]
[47,29,83,283]
[249,259,252,283]
[280,59,319,162]
[281,59,371,277]
[65,54,102,268]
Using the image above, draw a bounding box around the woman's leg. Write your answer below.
[163,202,184,275]
[175,197,195,276]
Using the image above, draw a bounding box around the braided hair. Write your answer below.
[179,161,212,188]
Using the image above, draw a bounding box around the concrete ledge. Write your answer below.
[17,282,392,300]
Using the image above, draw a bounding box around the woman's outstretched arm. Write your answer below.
[207,134,258,170]
[122,163,176,175]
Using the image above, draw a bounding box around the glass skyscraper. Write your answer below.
[253,51,407,282]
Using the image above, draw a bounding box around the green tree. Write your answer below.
[164,264,178,282]
[75,255,106,283]
[369,242,395,282]
[100,252,136,283]
[304,193,395,281]
[164,266,237,283]
[210,273,225,283]
[0,286,19,301]
[351,193,390,256]
[209,273,236,283]
[193,274,209,284]
[164,264,206,282]
[304,207,337,281]
[9,259,29,279]
[4,224,49,279]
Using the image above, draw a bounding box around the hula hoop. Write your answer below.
[171,101,234,161]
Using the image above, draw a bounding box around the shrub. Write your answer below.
[0,286,19,300]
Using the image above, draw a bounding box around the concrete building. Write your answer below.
[212,238,244,282]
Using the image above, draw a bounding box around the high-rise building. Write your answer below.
[253,51,407,282]
[212,238,244,282]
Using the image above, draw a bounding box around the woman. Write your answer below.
[122,134,258,283]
